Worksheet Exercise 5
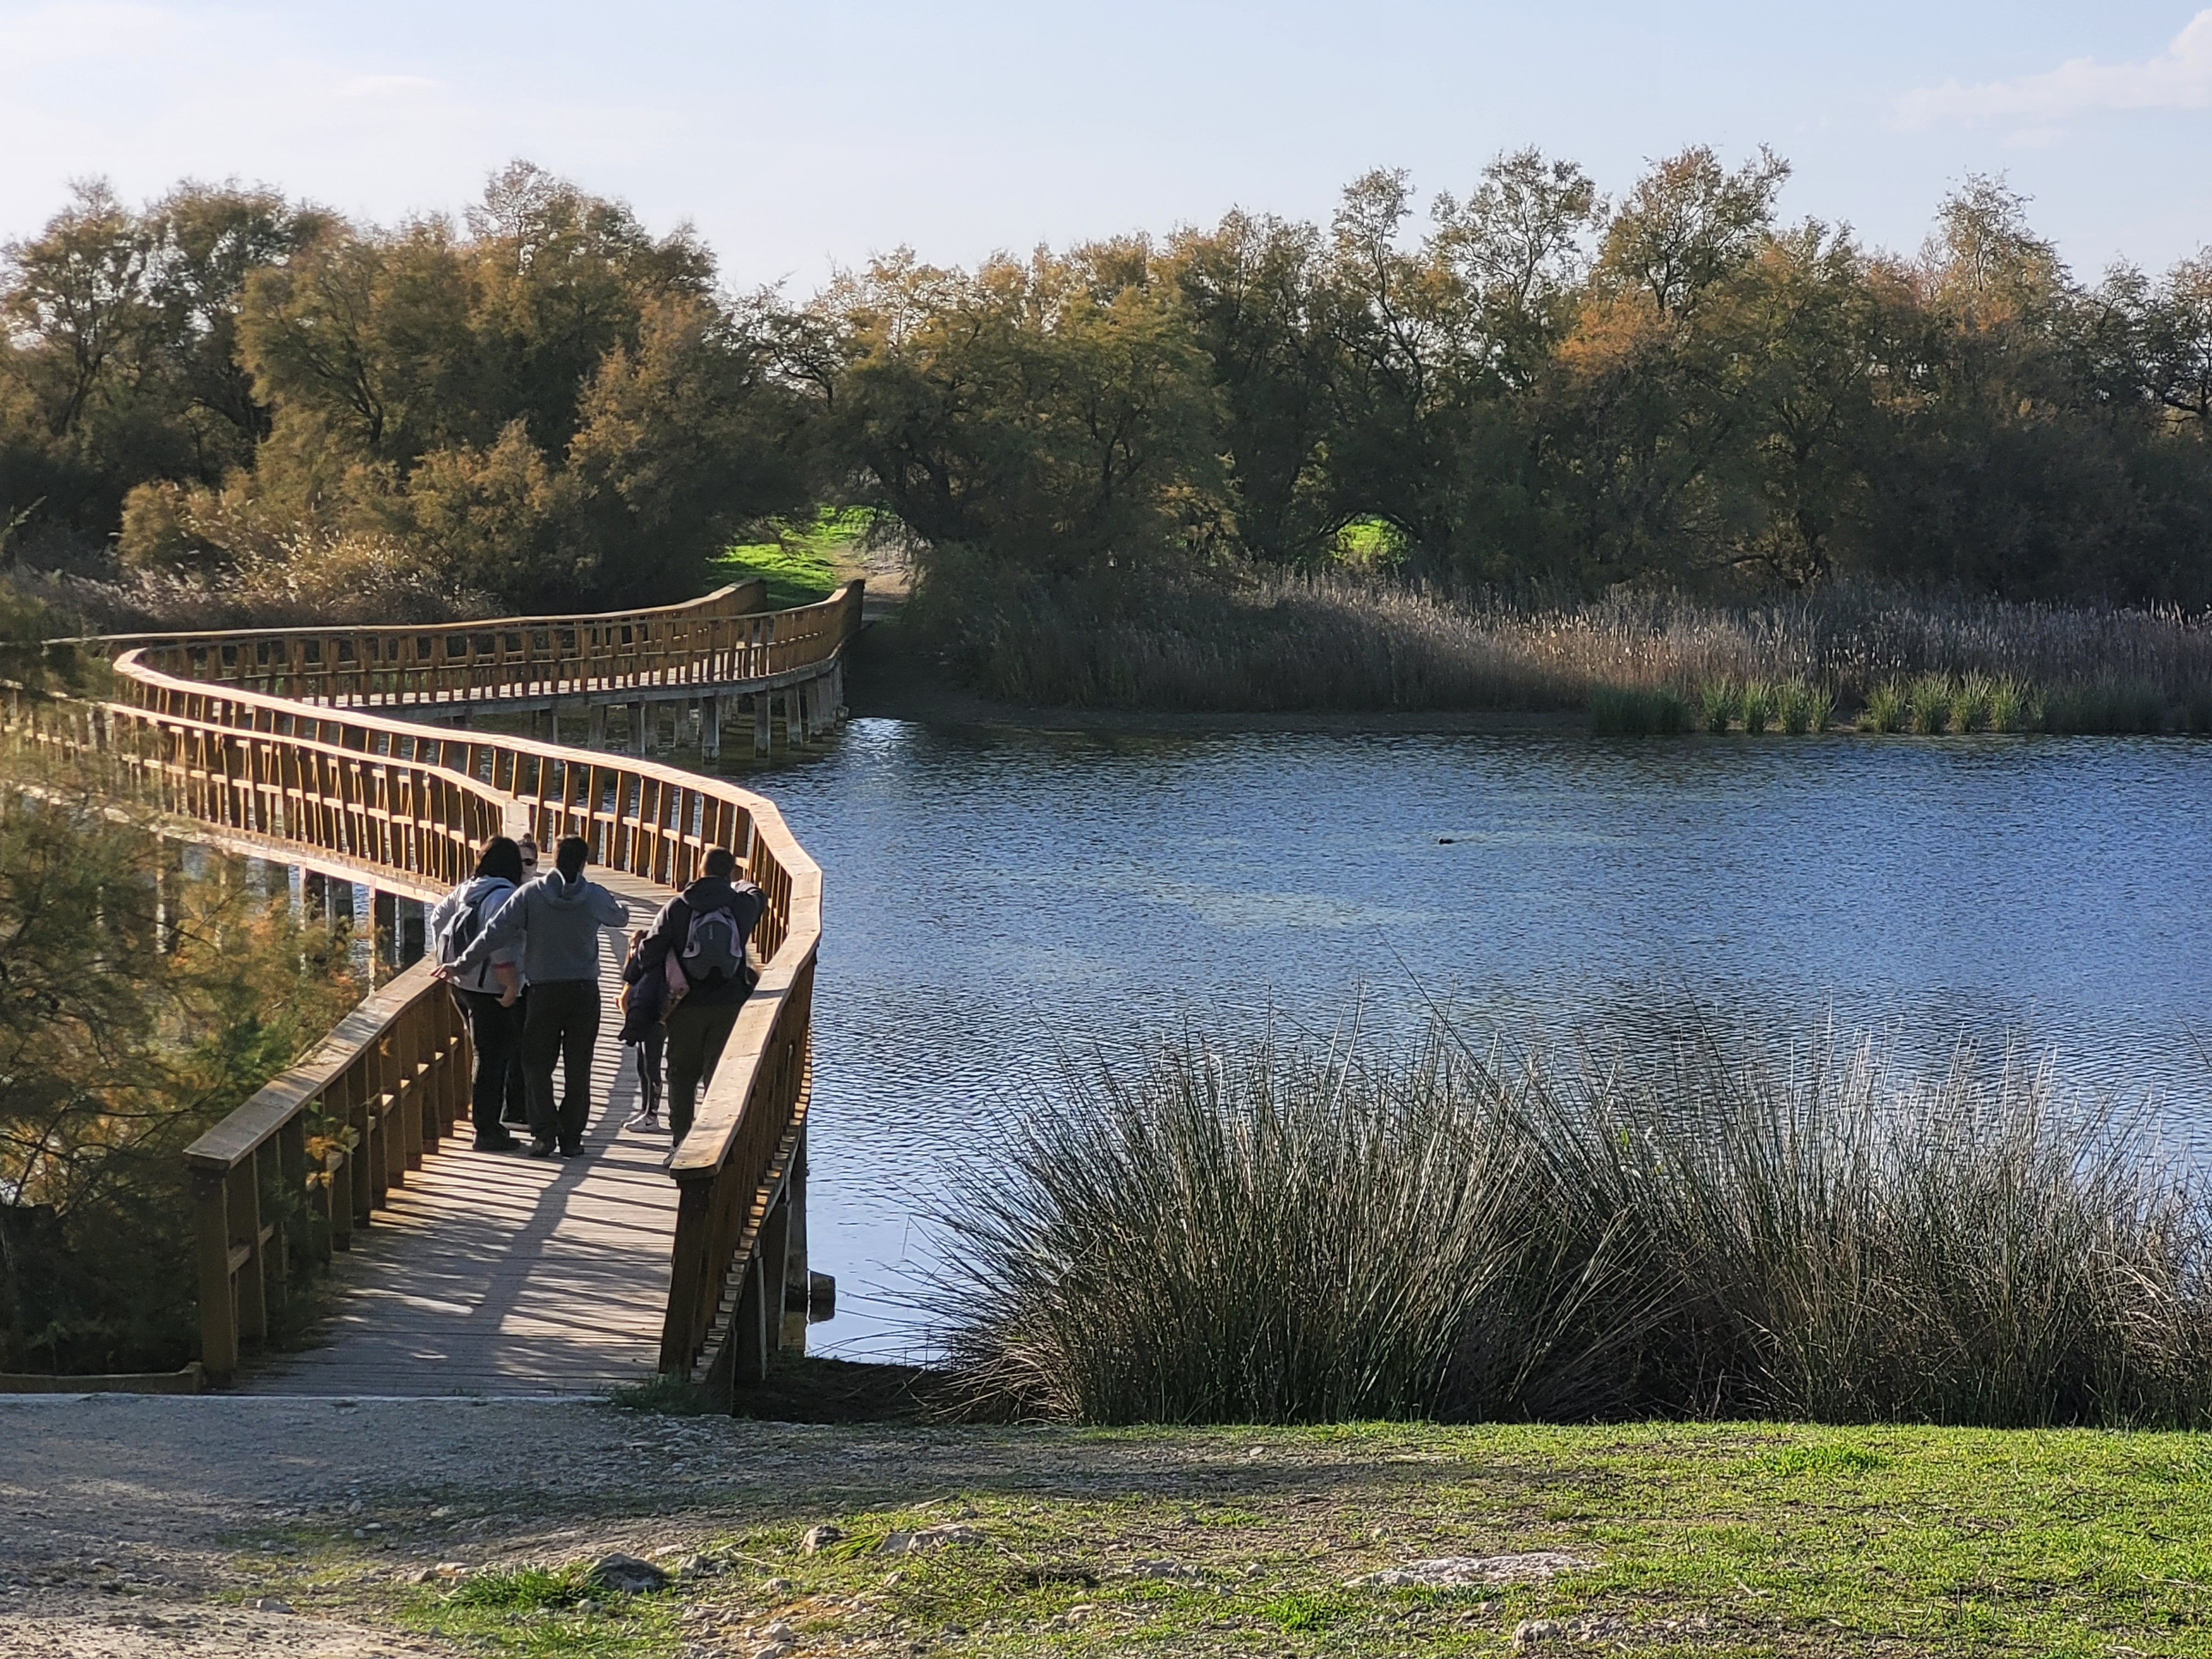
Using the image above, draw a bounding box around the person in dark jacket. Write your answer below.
[428,837,526,1152]
[637,847,766,1142]
[443,836,628,1158]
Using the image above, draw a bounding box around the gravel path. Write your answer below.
[0,1394,1302,1658]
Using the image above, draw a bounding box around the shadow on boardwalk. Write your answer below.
[247,871,676,1398]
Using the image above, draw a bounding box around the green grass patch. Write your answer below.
[714,506,875,607]
[268,1419,2212,1657]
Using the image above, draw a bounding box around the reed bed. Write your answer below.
[923,565,2212,719]
[928,1018,2212,1428]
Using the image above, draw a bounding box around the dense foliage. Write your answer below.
[0,772,359,1373]
[2,150,2209,618]
[1,165,810,617]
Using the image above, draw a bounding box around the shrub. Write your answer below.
[0,766,360,1373]
[929,1018,2212,1428]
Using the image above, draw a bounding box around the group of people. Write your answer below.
[428,832,766,1160]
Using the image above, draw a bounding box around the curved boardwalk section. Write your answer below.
[2,583,860,1399]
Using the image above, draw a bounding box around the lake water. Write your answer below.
[724,721,2212,1358]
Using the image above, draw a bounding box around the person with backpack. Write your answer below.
[428,838,527,1153]
[616,928,669,1132]
[442,835,628,1159]
[636,846,766,1143]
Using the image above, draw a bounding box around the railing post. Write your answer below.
[781,1130,810,1353]
[659,1177,715,1375]
[194,1166,239,1386]
[227,1159,267,1350]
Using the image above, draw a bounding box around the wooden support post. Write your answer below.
[227,1159,267,1350]
[194,1167,238,1385]
[398,1012,425,1174]
[731,1244,771,1392]
[781,1132,811,1353]
[701,694,722,760]
[588,703,607,748]
[786,690,804,748]
[630,699,649,757]
[753,694,771,758]
[397,898,426,967]
[330,1071,359,1250]
[371,890,397,982]
[279,1113,313,1269]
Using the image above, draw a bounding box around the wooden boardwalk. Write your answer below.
[245,871,680,1397]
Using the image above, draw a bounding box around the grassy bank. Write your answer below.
[910,562,2212,726]
[231,1417,2212,1657]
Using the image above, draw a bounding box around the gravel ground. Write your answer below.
[0,1393,1334,1658]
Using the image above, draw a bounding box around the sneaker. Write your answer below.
[625,1110,662,1132]
[558,1142,584,1159]
[475,1134,521,1153]
[527,1138,556,1158]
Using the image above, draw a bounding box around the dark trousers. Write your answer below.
[501,986,530,1124]
[522,979,601,1150]
[666,999,743,1143]
[632,1025,665,1118]
[453,988,520,1147]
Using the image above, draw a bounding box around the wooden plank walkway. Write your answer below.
[245,871,680,1397]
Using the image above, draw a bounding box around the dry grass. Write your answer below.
[924,565,2212,715]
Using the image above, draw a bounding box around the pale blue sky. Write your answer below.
[3,1,2209,290]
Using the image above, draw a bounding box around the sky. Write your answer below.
[2,0,2209,292]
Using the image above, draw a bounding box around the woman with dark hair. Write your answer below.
[429,837,528,1151]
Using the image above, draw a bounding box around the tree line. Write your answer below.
[3,150,2210,618]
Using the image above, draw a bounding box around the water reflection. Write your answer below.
[724,720,2212,1356]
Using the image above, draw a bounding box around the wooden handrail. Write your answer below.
[1,578,859,1387]
[114,581,866,715]
[91,577,769,656]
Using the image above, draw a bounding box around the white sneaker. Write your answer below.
[625,1110,662,1132]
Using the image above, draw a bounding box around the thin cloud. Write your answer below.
[1896,9,2212,127]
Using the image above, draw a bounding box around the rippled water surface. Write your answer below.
[730,721,2212,1355]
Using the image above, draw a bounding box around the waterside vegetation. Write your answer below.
[0,753,359,1374]
[928,1018,2212,1431]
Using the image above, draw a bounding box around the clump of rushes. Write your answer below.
[1698,680,1736,733]
[1739,681,1775,733]
[1778,682,1814,735]
[2039,679,2166,735]
[1908,675,1954,734]
[1589,685,1689,735]
[1987,678,2024,733]
[1860,681,1906,733]
[931,1018,2212,1427]
[1805,684,1836,733]
[1951,672,1996,732]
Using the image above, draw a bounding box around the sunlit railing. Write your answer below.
[1,580,860,1388]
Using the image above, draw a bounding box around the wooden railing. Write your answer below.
[110,579,864,712]
[185,962,471,1381]
[2,582,860,1388]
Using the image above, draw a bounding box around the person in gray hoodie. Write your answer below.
[444,835,628,1159]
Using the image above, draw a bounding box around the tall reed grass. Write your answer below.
[914,560,2212,718]
[929,1019,2212,1428]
